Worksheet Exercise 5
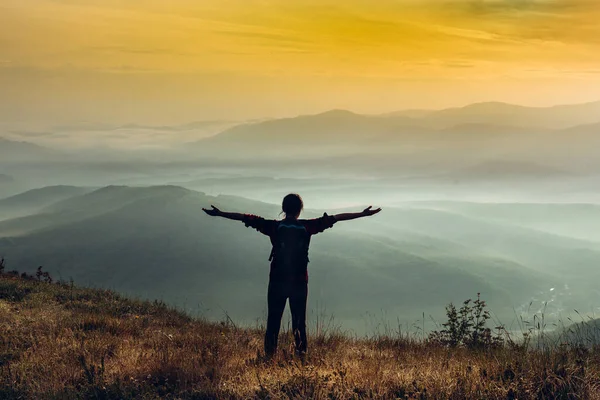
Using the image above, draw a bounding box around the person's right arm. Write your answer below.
[203,205,277,236]
[202,205,245,221]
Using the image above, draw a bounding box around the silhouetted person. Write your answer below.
[203,194,381,360]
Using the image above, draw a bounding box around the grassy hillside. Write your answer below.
[1,269,599,399]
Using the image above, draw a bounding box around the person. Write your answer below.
[203,193,381,360]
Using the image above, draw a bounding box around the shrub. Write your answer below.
[429,293,504,349]
[36,266,53,283]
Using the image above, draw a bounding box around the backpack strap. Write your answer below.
[268,248,275,262]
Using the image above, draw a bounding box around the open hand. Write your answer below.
[362,206,382,217]
[202,205,222,217]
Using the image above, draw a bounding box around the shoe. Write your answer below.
[296,351,307,365]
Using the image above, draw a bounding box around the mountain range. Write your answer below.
[385,101,600,129]
[3,100,600,171]
[0,173,24,199]
[0,185,93,220]
[0,137,62,161]
[190,101,600,169]
[2,185,599,330]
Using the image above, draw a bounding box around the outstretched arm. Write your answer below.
[203,205,276,236]
[202,205,245,221]
[333,206,382,222]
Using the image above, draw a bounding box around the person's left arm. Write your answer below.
[332,206,382,222]
[304,206,382,235]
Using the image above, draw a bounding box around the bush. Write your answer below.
[429,293,504,349]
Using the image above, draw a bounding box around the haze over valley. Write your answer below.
[2,100,600,334]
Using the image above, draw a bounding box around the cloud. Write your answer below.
[443,61,476,69]
[89,46,190,56]
[3,0,600,74]
[8,130,71,140]
[444,0,581,15]
[10,130,57,138]
[2,0,600,122]
[213,30,312,46]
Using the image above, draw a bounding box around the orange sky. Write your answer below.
[2,0,600,123]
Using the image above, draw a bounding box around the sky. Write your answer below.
[2,0,600,124]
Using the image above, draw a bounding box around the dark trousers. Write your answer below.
[264,280,308,357]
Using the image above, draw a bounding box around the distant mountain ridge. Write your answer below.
[0,174,14,183]
[189,100,600,169]
[201,108,418,145]
[0,173,22,199]
[385,100,600,127]
[54,120,241,132]
[0,137,62,162]
[414,100,600,129]
[0,186,93,220]
[196,99,600,146]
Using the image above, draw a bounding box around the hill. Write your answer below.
[194,110,431,157]
[555,318,600,348]
[1,271,598,399]
[189,101,600,171]
[0,174,13,184]
[0,185,93,220]
[0,185,531,327]
[3,185,600,328]
[438,123,548,137]
[0,137,62,162]
[399,100,600,129]
[0,174,24,200]
[553,122,600,152]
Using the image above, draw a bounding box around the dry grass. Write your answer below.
[1,273,600,399]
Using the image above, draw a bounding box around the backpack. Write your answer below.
[269,220,310,280]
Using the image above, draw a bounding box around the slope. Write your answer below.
[0,185,93,220]
[2,273,597,399]
[0,185,550,326]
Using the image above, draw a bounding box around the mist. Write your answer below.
[2,101,600,335]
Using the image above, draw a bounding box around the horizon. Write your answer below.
[3,98,600,129]
[2,95,600,151]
